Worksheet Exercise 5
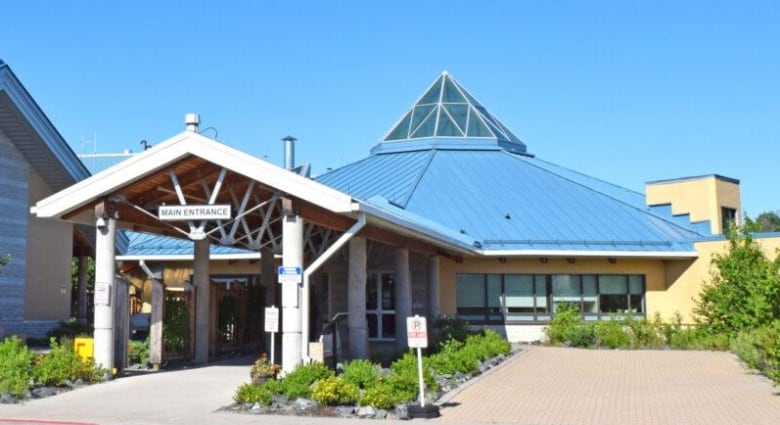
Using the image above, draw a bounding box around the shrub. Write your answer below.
[34,338,94,386]
[0,336,35,397]
[433,315,473,347]
[730,327,775,371]
[668,327,728,351]
[594,319,630,349]
[234,382,273,405]
[568,322,597,347]
[341,359,379,389]
[470,330,511,358]
[624,314,665,348]
[311,376,359,405]
[128,336,150,366]
[282,362,334,399]
[387,351,438,403]
[430,339,480,375]
[544,303,583,345]
[359,380,403,409]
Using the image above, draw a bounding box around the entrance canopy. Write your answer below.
[31,129,475,257]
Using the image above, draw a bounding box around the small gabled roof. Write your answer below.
[32,130,356,224]
[375,72,527,155]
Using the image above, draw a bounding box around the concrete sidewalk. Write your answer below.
[3,347,780,425]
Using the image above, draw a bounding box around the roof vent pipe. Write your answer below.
[282,135,297,170]
[185,113,200,132]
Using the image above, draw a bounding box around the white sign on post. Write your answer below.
[94,282,111,306]
[407,315,429,408]
[407,315,428,348]
[264,306,279,333]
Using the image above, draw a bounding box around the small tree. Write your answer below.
[695,226,780,334]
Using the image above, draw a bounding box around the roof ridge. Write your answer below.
[396,149,438,208]
[505,152,705,238]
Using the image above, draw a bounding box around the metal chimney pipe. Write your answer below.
[282,135,297,170]
[185,113,201,132]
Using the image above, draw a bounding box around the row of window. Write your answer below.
[456,273,645,322]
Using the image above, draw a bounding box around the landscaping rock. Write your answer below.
[0,392,16,404]
[293,397,317,411]
[336,405,355,417]
[395,403,410,420]
[357,405,376,418]
[31,387,57,398]
[374,408,388,419]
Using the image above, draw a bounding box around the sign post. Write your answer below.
[265,306,279,362]
[406,315,439,418]
[278,266,302,307]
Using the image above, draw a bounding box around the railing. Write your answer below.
[321,312,349,369]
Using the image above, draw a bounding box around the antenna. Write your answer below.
[79,132,97,154]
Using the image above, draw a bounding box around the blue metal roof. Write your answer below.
[317,74,704,254]
[121,231,257,257]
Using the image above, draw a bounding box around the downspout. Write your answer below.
[301,213,366,361]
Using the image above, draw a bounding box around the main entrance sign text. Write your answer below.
[158,205,231,221]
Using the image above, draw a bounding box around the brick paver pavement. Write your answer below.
[436,346,780,425]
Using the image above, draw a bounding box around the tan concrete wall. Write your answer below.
[646,176,741,234]
[25,168,73,320]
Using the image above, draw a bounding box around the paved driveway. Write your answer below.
[437,346,780,425]
[2,347,780,425]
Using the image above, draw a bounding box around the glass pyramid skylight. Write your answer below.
[379,72,527,154]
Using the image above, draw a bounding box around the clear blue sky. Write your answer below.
[2,1,778,216]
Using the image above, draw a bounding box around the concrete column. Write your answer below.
[347,237,368,359]
[113,278,129,371]
[149,279,164,368]
[194,238,210,363]
[260,247,278,363]
[93,213,116,373]
[428,255,440,319]
[394,247,412,351]
[77,254,89,323]
[282,213,303,373]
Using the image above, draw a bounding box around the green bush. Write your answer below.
[234,382,274,405]
[359,379,404,409]
[544,303,583,345]
[730,327,775,371]
[469,330,512,358]
[311,376,358,405]
[341,359,379,389]
[624,314,665,348]
[0,336,35,397]
[34,338,95,386]
[433,315,474,347]
[568,322,597,347]
[387,351,438,403]
[430,339,480,375]
[594,319,630,349]
[128,336,150,365]
[282,362,334,399]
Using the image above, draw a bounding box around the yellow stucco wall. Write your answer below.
[437,235,780,326]
[25,168,73,320]
[646,176,741,234]
[438,256,666,317]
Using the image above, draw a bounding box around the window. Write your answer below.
[455,273,645,322]
[366,272,395,340]
[722,207,737,233]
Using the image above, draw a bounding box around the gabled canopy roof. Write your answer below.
[375,72,527,155]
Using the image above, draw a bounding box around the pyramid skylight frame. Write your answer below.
[379,72,527,154]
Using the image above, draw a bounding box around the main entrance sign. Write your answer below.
[158,205,231,221]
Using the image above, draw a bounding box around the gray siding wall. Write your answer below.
[0,129,28,326]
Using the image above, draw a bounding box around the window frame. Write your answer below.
[366,270,396,341]
[455,273,646,324]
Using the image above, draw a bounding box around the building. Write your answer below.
[0,60,102,339]
[24,70,780,373]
